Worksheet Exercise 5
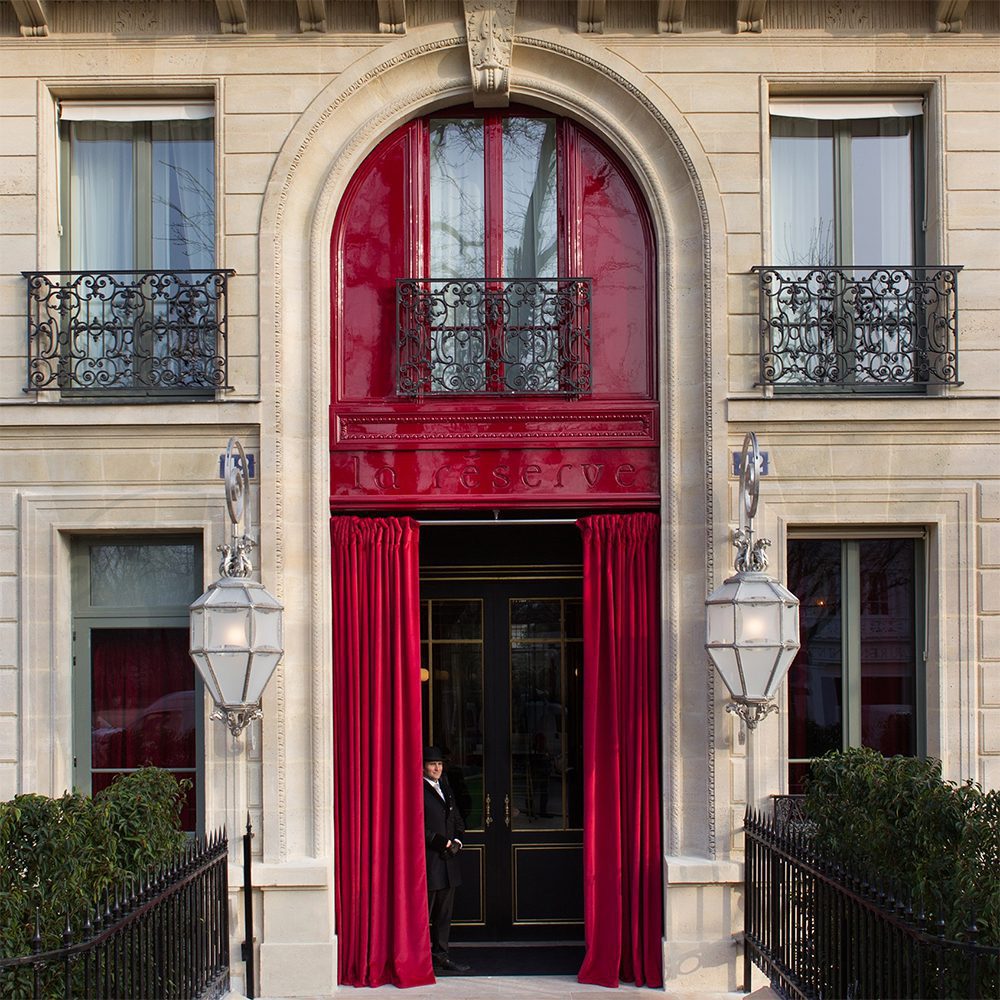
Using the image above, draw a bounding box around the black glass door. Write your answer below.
[420,575,584,942]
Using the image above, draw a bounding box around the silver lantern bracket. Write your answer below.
[705,433,800,730]
[190,439,284,741]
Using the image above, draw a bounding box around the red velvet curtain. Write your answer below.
[577,513,663,988]
[331,517,434,988]
[91,627,197,829]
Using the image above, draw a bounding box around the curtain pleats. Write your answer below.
[331,516,434,988]
[577,512,663,988]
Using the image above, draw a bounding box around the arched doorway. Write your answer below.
[329,104,659,969]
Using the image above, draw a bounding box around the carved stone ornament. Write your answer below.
[464,0,517,108]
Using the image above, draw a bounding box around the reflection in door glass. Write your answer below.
[422,600,485,830]
[510,599,582,831]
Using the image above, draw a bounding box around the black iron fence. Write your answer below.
[752,266,961,390]
[0,832,230,1000]
[23,270,234,395]
[744,809,999,999]
[396,277,592,397]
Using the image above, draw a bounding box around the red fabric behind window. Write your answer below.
[331,517,434,988]
[577,513,663,988]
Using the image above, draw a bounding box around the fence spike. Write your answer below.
[32,909,42,954]
[63,908,73,948]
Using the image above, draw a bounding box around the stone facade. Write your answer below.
[0,1,997,993]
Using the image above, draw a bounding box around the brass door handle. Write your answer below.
[504,793,511,827]
[485,792,493,827]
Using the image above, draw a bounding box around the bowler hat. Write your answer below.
[423,745,444,763]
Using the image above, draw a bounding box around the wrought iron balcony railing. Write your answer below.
[23,269,234,395]
[753,266,962,390]
[396,277,592,397]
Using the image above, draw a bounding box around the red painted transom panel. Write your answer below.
[330,107,658,510]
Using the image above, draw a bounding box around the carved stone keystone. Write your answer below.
[464,1,516,108]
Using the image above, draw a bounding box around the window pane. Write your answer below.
[859,539,917,755]
[511,643,565,830]
[152,119,215,270]
[502,117,557,278]
[91,627,196,771]
[431,599,482,640]
[426,642,484,830]
[850,118,914,265]
[771,118,835,266]
[69,121,135,270]
[787,540,843,765]
[430,119,485,277]
[89,541,200,607]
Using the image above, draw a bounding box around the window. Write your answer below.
[29,101,227,395]
[759,99,958,391]
[397,111,592,397]
[72,536,204,832]
[61,101,215,271]
[770,100,922,268]
[786,536,924,793]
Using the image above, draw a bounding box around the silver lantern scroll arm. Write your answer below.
[219,437,255,579]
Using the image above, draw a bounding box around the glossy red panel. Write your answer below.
[331,446,658,509]
[335,126,414,402]
[578,132,654,398]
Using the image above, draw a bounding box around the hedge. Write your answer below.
[0,768,189,966]
[802,748,1000,948]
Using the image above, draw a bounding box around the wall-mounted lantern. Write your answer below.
[705,433,800,729]
[190,438,284,740]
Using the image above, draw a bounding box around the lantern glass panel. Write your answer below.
[252,608,282,649]
[206,606,251,650]
[707,647,744,701]
[737,602,777,643]
[738,646,781,701]
[210,649,252,704]
[245,651,282,705]
[707,602,736,646]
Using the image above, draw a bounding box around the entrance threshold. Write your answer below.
[448,942,584,977]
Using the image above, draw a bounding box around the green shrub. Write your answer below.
[0,768,190,969]
[101,767,188,877]
[803,748,1000,947]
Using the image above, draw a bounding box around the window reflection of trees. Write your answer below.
[89,543,197,607]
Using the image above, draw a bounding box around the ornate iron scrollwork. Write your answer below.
[753,265,961,389]
[397,277,592,397]
[23,269,234,394]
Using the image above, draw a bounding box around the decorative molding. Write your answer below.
[295,0,326,33]
[657,0,687,33]
[377,0,406,33]
[736,0,766,32]
[270,29,714,861]
[935,0,969,31]
[464,1,516,108]
[825,1,870,30]
[577,0,605,33]
[112,4,159,34]
[336,411,656,443]
[11,0,48,36]
[215,0,247,34]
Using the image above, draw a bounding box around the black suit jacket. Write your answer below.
[423,776,464,891]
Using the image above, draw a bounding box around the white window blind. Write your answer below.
[60,101,214,122]
[770,98,923,120]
